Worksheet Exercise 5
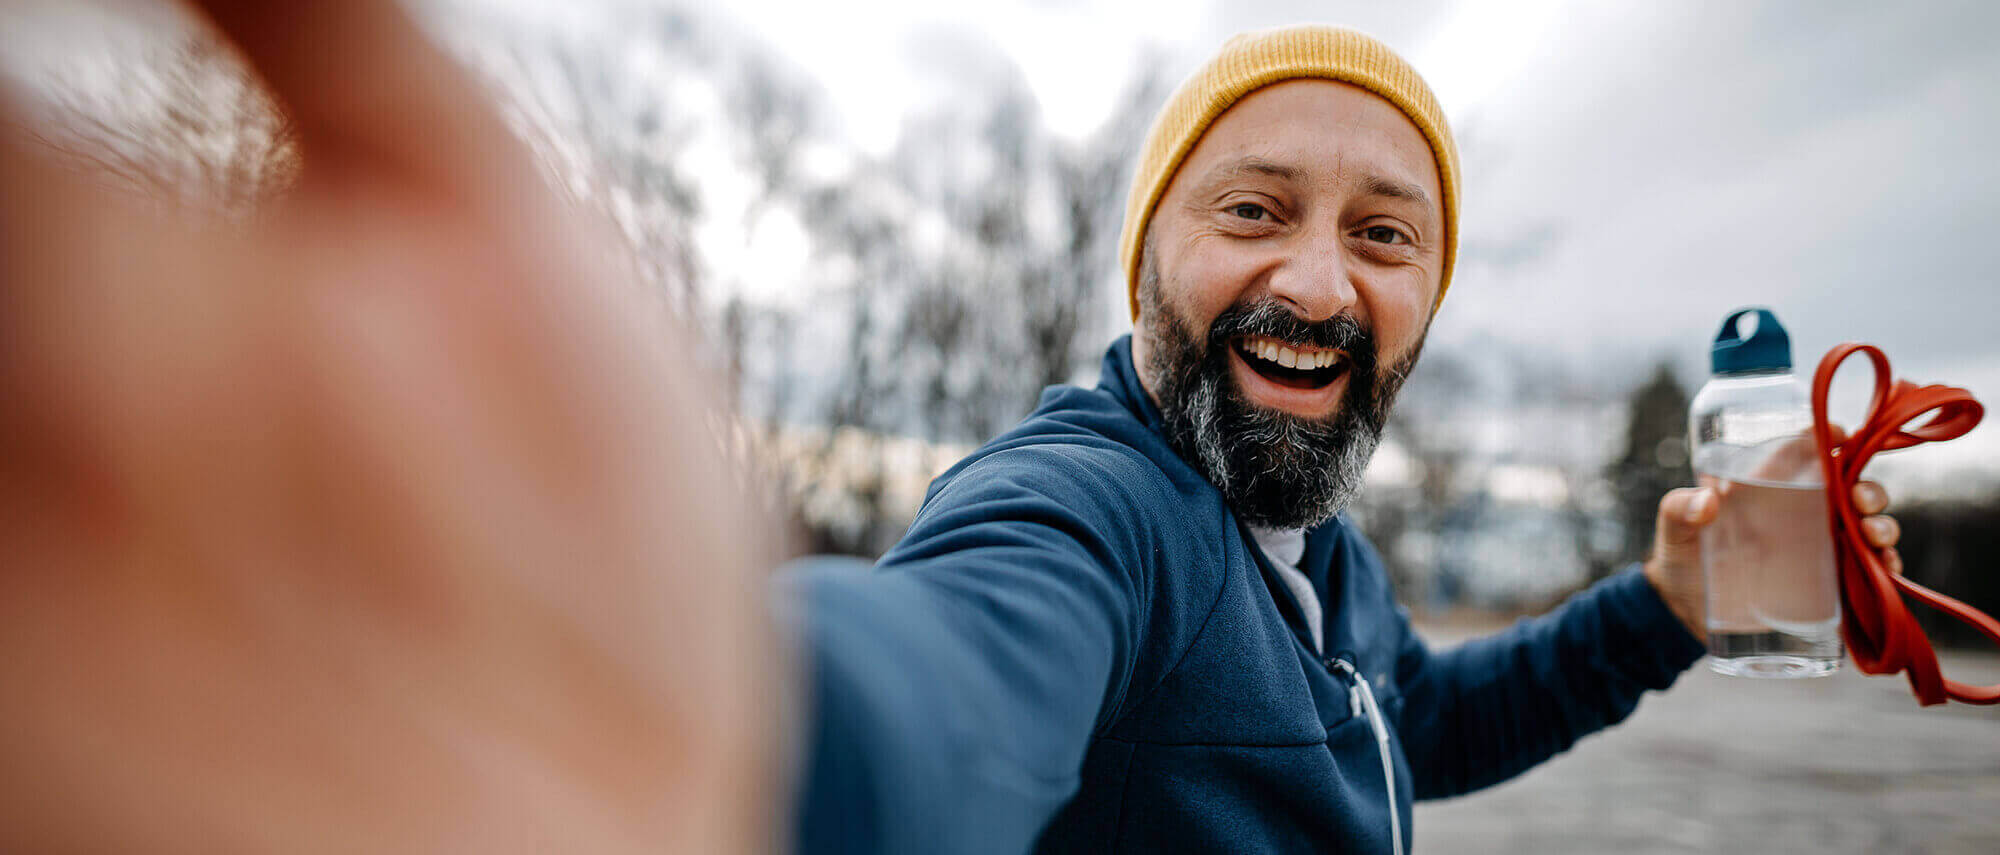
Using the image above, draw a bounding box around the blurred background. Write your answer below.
[5,0,1996,852]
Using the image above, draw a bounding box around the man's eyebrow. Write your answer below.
[1363,174,1433,210]
[1203,156,1302,187]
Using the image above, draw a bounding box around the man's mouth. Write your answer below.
[1232,334,1349,390]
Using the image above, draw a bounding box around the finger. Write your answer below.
[1885,547,1904,577]
[1824,423,1849,445]
[1862,515,1900,549]
[1852,481,1889,516]
[1657,486,1718,545]
[187,0,540,209]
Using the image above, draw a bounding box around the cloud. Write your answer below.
[1421,1,2000,392]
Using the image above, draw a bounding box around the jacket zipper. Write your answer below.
[1242,522,1400,855]
[1327,656,1403,855]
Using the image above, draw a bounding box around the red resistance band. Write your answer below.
[1812,343,1997,706]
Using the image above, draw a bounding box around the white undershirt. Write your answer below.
[1249,525,1323,654]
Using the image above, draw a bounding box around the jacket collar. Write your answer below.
[1097,334,1169,436]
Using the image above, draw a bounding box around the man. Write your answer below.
[783,25,1904,855]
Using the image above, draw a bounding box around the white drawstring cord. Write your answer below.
[1329,658,1402,855]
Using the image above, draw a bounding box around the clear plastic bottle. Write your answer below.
[1689,308,1842,677]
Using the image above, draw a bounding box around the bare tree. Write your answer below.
[865,57,1167,445]
[1040,60,1169,389]
[713,39,832,428]
[1605,361,1692,576]
[466,12,706,311]
[708,40,1169,553]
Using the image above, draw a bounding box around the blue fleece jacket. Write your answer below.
[783,336,1707,854]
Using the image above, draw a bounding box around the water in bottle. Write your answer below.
[1690,308,1842,677]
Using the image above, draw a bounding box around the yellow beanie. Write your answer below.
[1118,25,1461,321]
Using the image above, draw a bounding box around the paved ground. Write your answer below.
[1408,620,2000,854]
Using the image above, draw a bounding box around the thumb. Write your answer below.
[1645,486,1719,636]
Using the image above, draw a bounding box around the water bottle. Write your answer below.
[1689,308,1842,677]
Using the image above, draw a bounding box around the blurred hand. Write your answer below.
[0,2,775,852]
[1643,428,1902,638]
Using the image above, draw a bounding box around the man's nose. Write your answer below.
[1265,236,1358,323]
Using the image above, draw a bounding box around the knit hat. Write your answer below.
[1117,25,1461,320]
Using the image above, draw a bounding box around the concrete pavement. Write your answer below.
[1409,633,2000,855]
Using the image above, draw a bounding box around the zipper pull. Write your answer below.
[1328,657,1365,718]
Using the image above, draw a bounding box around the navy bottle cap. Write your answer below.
[1711,307,1792,375]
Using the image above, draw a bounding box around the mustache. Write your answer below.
[1205,300,1378,374]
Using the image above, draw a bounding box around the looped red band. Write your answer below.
[1812,343,1997,706]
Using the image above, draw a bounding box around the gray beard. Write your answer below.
[1140,285,1415,531]
[1176,364,1384,529]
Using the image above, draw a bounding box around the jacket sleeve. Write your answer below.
[777,445,1163,855]
[1391,566,1708,800]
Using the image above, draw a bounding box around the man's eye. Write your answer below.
[1229,203,1270,221]
[1362,225,1409,245]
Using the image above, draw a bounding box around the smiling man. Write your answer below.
[1135,76,1444,537]
[784,25,1901,855]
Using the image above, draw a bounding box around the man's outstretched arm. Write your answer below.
[779,445,1165,855]
[1390,483,1902,800]
[1390,565,1704,800]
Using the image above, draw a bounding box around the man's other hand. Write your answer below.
[1644,442,1901,639]
[0,2,775,852]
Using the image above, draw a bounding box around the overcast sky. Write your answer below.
[9,0,1995,488]
[697,0,2000,486]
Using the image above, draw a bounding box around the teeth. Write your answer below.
[1240,337,1342,371]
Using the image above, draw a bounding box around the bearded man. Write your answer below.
[784,25,1902,855]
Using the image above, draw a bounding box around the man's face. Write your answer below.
[1133,79,1445,529]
